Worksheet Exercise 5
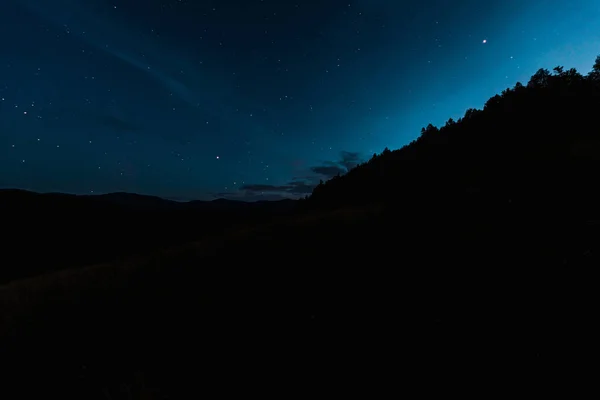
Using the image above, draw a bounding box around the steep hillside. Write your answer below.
[307,57,600,216]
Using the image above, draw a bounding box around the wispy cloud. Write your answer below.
[18,0,226,108]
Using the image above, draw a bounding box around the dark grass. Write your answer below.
[1,198,597,397]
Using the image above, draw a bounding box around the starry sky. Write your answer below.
[1,0,599,201]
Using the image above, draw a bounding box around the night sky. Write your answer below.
[1,1,599,201]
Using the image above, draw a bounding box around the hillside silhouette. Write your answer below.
[2,57,600,397]
[0,189,296,283]
[306,56,600,215]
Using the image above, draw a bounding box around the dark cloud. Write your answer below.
[213,191,291,202]
[287,180,315,193]
[235,150,366,199]
[309,151,362,179]
[240,179,314,195]
[310,165,346,177]
[338,151,361,171]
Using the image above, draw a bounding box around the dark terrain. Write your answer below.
[2,59,600,397]
[0,189,296,284]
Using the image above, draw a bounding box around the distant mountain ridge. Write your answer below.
[0,188,297,213]
[0,188,298,283]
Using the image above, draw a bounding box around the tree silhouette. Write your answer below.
[305,55,600,213]
[589,55,600,81]
[553,66,564,75]
[527,68,551,88]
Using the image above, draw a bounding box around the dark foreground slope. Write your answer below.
[1,202,597,396]
[2,60,600,396]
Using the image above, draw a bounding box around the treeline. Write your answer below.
[305,56,600,216]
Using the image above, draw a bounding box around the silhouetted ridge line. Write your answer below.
[304,56,600,213]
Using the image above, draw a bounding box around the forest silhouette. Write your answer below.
[305,56,600,214]
[2,57,600,398]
